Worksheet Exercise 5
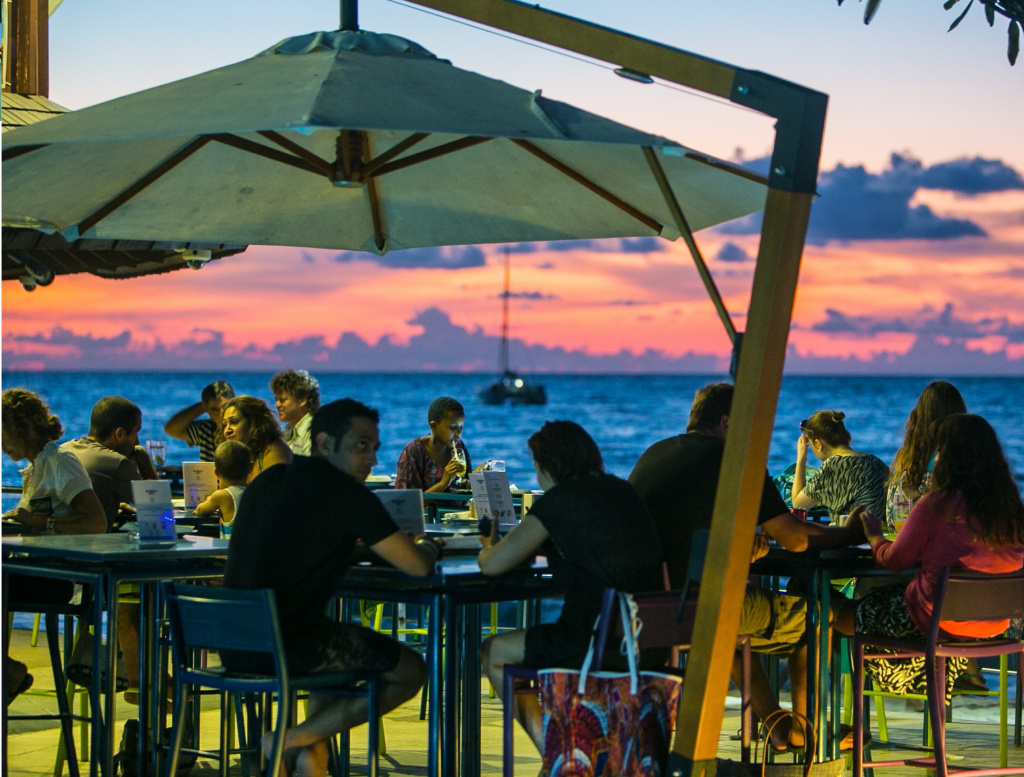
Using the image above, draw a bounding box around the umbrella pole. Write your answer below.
[340,0,359,31]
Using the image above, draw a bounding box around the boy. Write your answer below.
[194,440,251,536]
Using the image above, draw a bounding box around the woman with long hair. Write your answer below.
[2,389,106,702]
[886,381,967,532]
[220,395,292,481]
[791,410,889,521]
[477,421,664,753]
[835,414,1024,697]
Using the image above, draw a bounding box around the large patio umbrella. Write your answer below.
[2,29,767,255]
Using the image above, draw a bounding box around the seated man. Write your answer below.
[222,399,441,777]
[61,396,157,530]
[61,395,158,705]
[270,368,320,456]
[629,382,864,752]
[163,380,235,462]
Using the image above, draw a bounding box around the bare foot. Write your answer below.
[294,742,328,777]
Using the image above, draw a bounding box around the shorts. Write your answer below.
[739,585,807,656]
[222,620,403,676]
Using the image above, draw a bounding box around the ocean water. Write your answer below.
[2,373,1022,508]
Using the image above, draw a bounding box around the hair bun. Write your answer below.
[831,411,846,422]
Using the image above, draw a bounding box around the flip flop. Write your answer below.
[838,723,871,752]
[6,672,34,705]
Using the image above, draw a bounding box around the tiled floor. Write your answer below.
[4,625,1021,776]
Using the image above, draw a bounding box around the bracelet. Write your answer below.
[45,515,56,535]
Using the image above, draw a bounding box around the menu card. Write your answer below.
[376,489,426,535]
[131,480,175,542]
[182,461,217,509]
[469,471,517,530]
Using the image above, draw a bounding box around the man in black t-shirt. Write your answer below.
[629,383,863,752]
[224,398,441,776]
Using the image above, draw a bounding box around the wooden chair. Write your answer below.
[851,566,1024,777]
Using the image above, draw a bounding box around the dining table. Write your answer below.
[752,542,907,761]
[339,553,562,777]
[2,533,229,777]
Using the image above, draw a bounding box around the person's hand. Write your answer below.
[796,434,809,463]
[842,505,868,543]
[478,515,501,549]
[441,457,462,486]
[751,533,770,562]
[4,507,34,525]
[856,506,884,546]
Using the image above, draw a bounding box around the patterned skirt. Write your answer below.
[854,583,968,702]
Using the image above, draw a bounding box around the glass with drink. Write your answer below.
[451,445,467,487]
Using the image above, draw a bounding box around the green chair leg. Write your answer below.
[31,612,42,647]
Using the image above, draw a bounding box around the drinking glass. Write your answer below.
[451,445,467,487]
[145,439,167,467]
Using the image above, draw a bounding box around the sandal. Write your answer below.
[838,723,871,752]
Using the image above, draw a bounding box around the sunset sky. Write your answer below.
[3,0,1023,374]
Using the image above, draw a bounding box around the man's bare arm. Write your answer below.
[164,402,205,442]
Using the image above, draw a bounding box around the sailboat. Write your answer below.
[478,249,547,406]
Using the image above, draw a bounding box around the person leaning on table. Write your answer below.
[2,388,106,705]
[478,420,665,755]
[221,398,441,777]
[834,413,1024,702]
[628,382,867,753]
[164,379,235,462]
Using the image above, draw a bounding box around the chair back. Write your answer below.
[934,566,1024,626]
[162,583,287,675]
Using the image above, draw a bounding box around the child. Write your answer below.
[194,440,251,537]
[395,396,472,495]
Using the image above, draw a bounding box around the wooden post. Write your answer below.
[404,2,826,773]
[6,0,48,96]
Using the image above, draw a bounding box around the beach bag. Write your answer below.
[537,593,682,777]
[717,710,845,777]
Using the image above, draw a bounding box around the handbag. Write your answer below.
[718,710,845,777]
[537,592,683,777]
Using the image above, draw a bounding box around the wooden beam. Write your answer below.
[404,4,826,774]
[410,0,737,99]
[666,187,814,773]
[8,0,49,96]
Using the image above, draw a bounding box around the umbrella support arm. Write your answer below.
[407,3,827,774]
[643,146,736,344]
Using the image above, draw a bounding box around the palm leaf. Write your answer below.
[948,0,975,30]
[865,0,884,23]
[1009,19,1020,65]
[985,1,996,26]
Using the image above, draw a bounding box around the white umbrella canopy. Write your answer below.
[2,29,767,254]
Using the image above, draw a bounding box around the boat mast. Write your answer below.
[500,247,510,374]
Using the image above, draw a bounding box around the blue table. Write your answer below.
[339,556,561,777]
[2,534,229,777]
[753,544,901,761]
